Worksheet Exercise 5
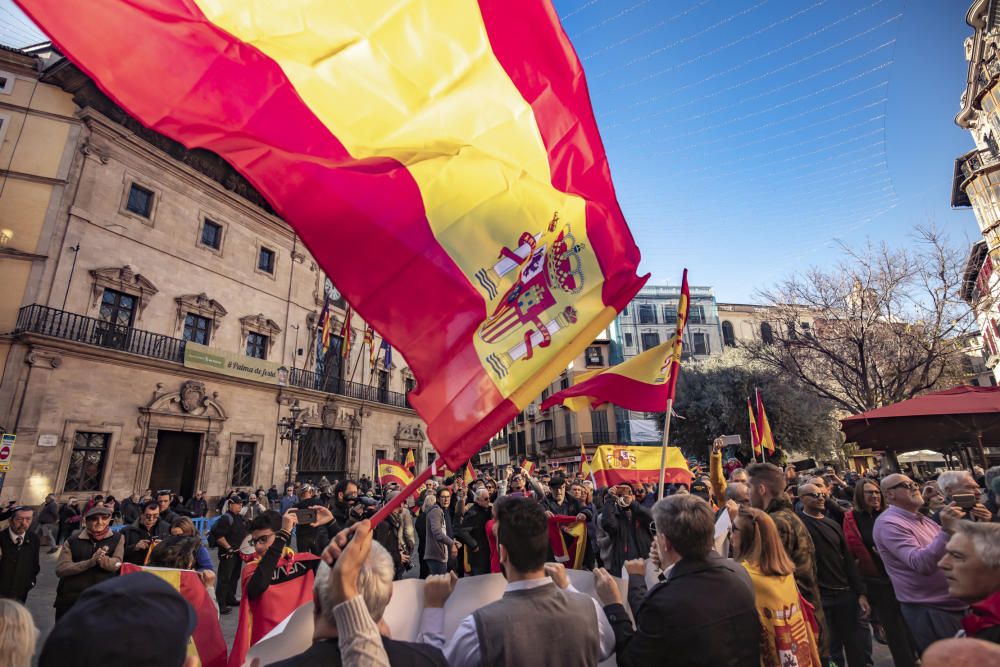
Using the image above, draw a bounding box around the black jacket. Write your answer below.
[123,518,171,565]
[269,636,446,667]
[459,503,492,574]
[604,552,760,667]
[0,529,40,601]
[185,497,209,518]
[600,501,652,574]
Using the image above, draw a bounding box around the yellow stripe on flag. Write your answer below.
[194,0,609,406]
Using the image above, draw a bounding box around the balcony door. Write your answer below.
[96,289,136,350]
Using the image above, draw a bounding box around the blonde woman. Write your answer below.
[732,506,821,667]
[0,599,38,667]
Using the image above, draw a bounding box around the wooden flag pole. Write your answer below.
[657,398,675,501]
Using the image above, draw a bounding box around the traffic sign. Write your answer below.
[0,434,14,473]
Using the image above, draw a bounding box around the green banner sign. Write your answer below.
[183,342,288,385]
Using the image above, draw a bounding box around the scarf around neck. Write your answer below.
[964,589,1000,638]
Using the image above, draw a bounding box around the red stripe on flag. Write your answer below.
[478,0,648,308]
[594,467,692,488]
[16,0,511,467]
[541,372,670,413]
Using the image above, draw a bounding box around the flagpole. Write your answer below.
[756,387,766,463]
[579,432,596,487]
[657,398,674,501]
[749,397,757,464]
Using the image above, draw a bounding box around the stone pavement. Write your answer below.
[22,547,896,665]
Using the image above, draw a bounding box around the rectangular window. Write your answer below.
[564,411,573,439]
[641,332,660,350]
[258,246,276,274]
[99,289,136,327]
[586,346,604,366]
[534,421,553,440]
[126,183,154,218]
[591,410,609,439]
[560,375,570,390]
[621,305,629,316]
[623,332,633,347]
[200,219,223,249]
[638,304,657,324]
[663,305,678,324]
[231,441,256,487]
[65,432,110,492]
[246,332,269,359]
[689,304,705,324]
[693,332,709,356]
[183,313,212,344]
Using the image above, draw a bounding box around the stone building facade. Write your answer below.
[0,46,429,505]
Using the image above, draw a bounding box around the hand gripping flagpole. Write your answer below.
[370,461,435,528]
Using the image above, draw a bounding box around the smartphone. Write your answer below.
[721,435,742,446]
[952,493,977,511]
[292,508,317,524]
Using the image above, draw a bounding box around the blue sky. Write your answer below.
[0,0,978,302]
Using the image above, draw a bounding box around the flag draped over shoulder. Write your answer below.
[120,564,227,667]
[378,459,415,487]
[591,445,691,487]
[541,270,689,413]
[16,0,647,469]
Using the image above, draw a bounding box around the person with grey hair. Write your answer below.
[935,470,993,524]
[271,538,446,667]
[593,494,760,666]
[460,488,493,575]
[938,522,1000,643]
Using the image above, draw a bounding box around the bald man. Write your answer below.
[798,483,869,666]
[873,474,966,653]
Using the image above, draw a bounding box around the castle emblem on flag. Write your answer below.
[606,448,638,469]
[476,213,587,379]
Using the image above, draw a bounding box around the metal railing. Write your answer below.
[15,304,414,410]
[959,149,1000,181]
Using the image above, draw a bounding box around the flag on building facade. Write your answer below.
[540,270,689,413]
[319,297,332,356]
[756,390,777,455]
[120,564,227,667]
[590,445,691,487]
[748,397,763,457]
[16,0,647,470]
[378,459,415,487]
[340,307,353,360]
[404,448,416,473]
[363,326,376,365]
[380,340,392,370]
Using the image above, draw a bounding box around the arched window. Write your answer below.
[722,320,736,347]
[760,322,774,345]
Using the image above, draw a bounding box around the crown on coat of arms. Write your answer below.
[547,228,585,294]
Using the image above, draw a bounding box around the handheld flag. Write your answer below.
[548,515,587,569]
[521,460,535,477]
[748,397,763,457]
[339,307,353,360]
[378,459,415,488]
[464,461,476,485]
[404,448,416,474]
[591,445,691,487]
[120,564,226,667]
[16,0,647,472]
[756,390,777,455]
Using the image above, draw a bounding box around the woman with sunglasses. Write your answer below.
[844,481,917,666]
[731,506,822,667]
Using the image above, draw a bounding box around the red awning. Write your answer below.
[840,386,1000,453]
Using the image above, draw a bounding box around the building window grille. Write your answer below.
[586,346,604,366]
[641,332,660,350]
[246,332,269,359]
[722,321,736,347]
[639,304,657,324]
[65,432,110,492]
[258,246,276,274]
[231,441,256,487]
[183,313,212,345]
[126,184,154,218]
[201,219,223,249]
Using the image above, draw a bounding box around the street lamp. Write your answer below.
[278,400,308,486]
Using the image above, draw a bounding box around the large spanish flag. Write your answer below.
[120,564,227,667]
[541,270,690,413]
[17,0,647,469]
[378,459,415,487]
[591,444,692,487]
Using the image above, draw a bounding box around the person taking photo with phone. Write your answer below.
[935,471,994,524]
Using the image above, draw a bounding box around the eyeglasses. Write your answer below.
[863,490,882,496]
[800,492,823,499]
[649,521,657,535]
[888,482,918,491]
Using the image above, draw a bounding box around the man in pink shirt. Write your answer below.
[873,473,966,653]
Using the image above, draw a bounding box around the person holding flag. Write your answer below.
[404,448,416,474]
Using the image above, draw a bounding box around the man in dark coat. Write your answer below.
[57,497,82,544]
[209,495,248,614]
[594,494,760,667]
[459,488,493,575]
[0,506,41,601]
[122,501,171,566]
[600,483,652,574]
[185,490,209,518]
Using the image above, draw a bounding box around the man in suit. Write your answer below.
[270,540,446,667]
[0,506,42,602]
[593,494,761,667]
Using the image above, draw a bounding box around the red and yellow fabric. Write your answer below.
[547,515,587,569]
[378,459,415,487]
[756,392,777,455]
[464,462,476,485]
[591,445,691,487]
[364,326,376,365]
[340,307,354,360]
[580,444,594,478]
[541,270,689,413]
[229,549,319,667]
[404,448,416,474]
[521,460,535,477]
[17,0,647,470]
[319,298,333,355]
[748,397,763,457]
[120,564,227,667]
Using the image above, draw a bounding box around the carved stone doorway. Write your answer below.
[149,431,201,499]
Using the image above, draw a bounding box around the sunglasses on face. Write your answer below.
[800,492,823,499]
[889,482,918,491]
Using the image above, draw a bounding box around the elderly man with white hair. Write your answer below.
[271,539,446,667]
[934,470,994,524]
[938,521,1000,644]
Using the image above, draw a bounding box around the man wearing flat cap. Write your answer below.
[53,504,123,620]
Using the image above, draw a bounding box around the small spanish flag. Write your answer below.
[590,445,691,487]
[748,397,763,457]
[541,270,690,413]
[756,390,777,455]
[340,307,353,360]
[378,459,415,487]
[404,448,416,473]
[521,459,535,477]
[120,564,226,667]
[464,461,476,485]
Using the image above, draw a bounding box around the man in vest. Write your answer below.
[417,495,615,666]
[53,505,124,620]
[0,506,41,601]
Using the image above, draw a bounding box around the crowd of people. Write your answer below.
[0,442,997,666]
